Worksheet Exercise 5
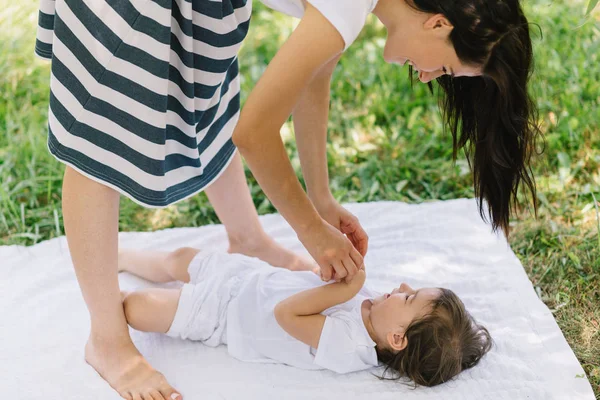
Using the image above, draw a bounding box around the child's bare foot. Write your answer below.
[228,235,316,272]
[85,335,181,400]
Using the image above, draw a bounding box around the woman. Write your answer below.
[34,0,538,398]
[233,0,539,281]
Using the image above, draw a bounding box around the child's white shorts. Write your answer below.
[165,251,264,346]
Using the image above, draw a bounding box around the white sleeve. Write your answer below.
[314,313,376,373]
[260,0,374,51]
[307,0,373,50]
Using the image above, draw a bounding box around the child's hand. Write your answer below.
[343,269,366,294]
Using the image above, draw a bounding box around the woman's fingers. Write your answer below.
[342,255,359,282]
[299,218,364,282]
[349,247,364,271]
[351,226,369,257]
[331,259,347,281]
[326,249,359,282]
[341,217,369,257]
[319,263,335,281]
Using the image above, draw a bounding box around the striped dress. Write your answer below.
[35,0,252,207]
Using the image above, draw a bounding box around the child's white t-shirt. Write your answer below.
[226,266,380,373]
[260,0,380,50]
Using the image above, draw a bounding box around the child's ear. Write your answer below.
[386,331,408,352]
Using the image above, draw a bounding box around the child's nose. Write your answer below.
[399,283,412,292]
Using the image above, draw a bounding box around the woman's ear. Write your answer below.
[424,14,454,35]
[386,331,408,352]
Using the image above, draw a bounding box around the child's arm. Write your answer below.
[274,270,366,348]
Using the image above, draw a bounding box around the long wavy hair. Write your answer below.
[408,0,542,235]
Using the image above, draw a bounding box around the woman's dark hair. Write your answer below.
[408,0,542,235]
[376,288,492,387]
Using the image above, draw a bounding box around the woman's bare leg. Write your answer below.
[62,167,181,400]
[205,153,315,271]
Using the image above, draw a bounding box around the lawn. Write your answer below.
[0,0,598,396]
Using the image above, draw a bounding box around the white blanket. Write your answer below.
[0,199,595,399]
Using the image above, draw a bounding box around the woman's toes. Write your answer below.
[148,389,166,400]
[132,392,143,400]
[160,388,181,400]
[119,391,133,400]
[141,392,156,400]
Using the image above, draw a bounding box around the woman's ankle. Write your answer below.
[87,330,134,348]
[227,231,271,253]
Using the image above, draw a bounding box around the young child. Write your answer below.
[119,247,492,386]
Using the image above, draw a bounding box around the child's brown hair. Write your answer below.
[376,288,492,387]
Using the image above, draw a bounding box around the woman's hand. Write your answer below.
[298,219,364,283]
[313,196,369,258]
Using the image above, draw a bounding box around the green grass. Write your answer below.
[1,0,599,396]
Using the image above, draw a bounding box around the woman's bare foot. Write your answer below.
[228,234,315,272]
[85,335,181,400]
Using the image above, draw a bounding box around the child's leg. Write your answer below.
[119,247,201,283]
[123,288,182,334]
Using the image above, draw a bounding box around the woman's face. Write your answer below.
[373,0,482,83]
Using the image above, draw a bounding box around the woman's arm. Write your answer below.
[233,4,342,231]
[232,4,362,281]
[274,270,366,348]
[292,55,341,205]
[292,57,370,259]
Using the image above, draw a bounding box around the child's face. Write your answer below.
[369,283,441,350]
